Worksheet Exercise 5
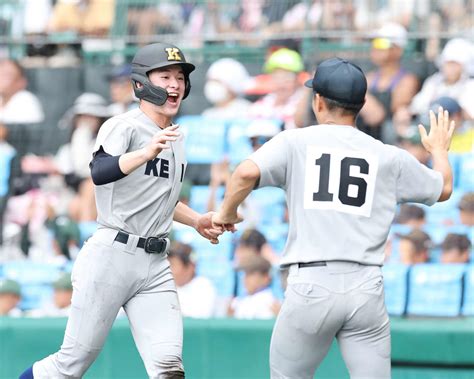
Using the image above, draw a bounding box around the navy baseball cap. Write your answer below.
[304,58,367,105]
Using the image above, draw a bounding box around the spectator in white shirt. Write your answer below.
[168,242,217,319]
[408,38,474,119]
[230,255,279,319]
[0,59,44,124]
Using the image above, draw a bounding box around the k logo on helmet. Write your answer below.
[165,48,182,61]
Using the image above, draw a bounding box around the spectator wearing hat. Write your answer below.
[202,58,252,119]
[168,242,217,319]
[399,230,431,265]
[430,97,472,154]
[395,204,426,229]
[27,272,73,317]
[459,192,474,227]
[358,23,419,143]
[440,233,471,264]
[0,278,22,316]
[408,38,474,120]
[249,48,306,130]
[395,95,471,152]
[107,64,138,117]
[229,254,279,319]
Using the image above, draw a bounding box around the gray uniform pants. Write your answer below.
[33,228,183,379]
[270,261,390,379]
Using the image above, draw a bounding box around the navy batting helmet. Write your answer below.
[131,42,195,106]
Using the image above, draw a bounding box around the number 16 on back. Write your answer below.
[303,146,379,217]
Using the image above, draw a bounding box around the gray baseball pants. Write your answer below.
[270,261,391,379]
[33,227,183,379]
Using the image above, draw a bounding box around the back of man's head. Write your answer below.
[305,58,367,120]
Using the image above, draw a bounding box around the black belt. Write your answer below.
[114,231,167,254]
[281,261,327,269]
[298,261,327,268]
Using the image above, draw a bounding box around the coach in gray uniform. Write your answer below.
[20,43,223,379]
[213,58,454,378]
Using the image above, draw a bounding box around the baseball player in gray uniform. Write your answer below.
[213,58,454,378]
[20,43,224,379]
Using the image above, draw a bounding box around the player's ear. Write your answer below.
[311,93,318,116]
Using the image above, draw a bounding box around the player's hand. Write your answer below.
[196,212,224,244]
[142,124,180,161]
[212,211,242,233]
[418,107,455,154]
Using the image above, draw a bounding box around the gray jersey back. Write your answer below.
[93,108,186,237]
[249,124,443,266]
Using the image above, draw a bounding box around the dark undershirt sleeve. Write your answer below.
[89,146,127,185]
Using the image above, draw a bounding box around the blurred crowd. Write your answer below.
[1,0,473,62]
[0,13,473,319]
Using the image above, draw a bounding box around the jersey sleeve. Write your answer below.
[248,131,289,189]
[396,148,443,205]
[93,117,135,156]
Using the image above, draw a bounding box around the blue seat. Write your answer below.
[249,187,286,225]
[462,264,474,316]
[259,223,289,254]
[457,153,474,191]
[226,119,254,164]
[189,185,225,215]
[20,283,54,311]
[382,264,409,315]
[78,221,98,246]
[407,263,465,316]
[420,189,464,226]
[177,116,227,164]
[196,258,235,297]
[2,261,61,285]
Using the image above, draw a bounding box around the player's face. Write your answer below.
[148,65,186,117]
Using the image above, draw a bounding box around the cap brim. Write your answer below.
[304,79,313,89]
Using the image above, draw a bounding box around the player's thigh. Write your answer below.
[337,275,391,379]
[68,240,129,347]
[125,278,183,377]
[270,282,338,379]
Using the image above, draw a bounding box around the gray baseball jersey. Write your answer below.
[249,124,442,266]
[249,123,443,379]
[93,108,187,238]
[32,107,187,379]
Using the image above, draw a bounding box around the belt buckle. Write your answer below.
[144,237,165,254]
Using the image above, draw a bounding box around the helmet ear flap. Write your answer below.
[131,72,168,106]
[183,75,191,100]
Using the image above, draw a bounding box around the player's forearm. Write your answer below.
[173,201,200,228]
[220,160,260,215]
[118,148,149,175]
[431,149,453,202]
